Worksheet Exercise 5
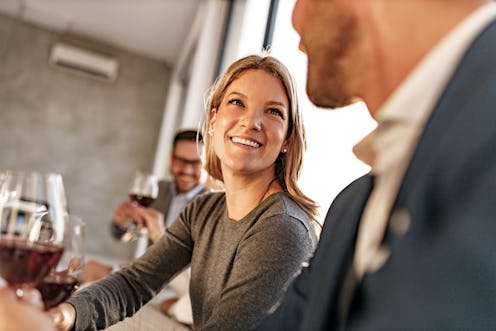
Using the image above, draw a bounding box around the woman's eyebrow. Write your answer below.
[226,91,247,98]
[266,100,288,109]
[226,91,288,109]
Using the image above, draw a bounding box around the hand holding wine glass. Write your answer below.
[36,215,85,310]
[118,172,158,242]
[131,207,165,243]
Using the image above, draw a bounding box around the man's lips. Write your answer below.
[176,174,195,182]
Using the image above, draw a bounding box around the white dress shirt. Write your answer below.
[353,2,496,279]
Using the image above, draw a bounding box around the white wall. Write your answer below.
[153,0,230,179]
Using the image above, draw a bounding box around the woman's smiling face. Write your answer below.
[209,69,289,178]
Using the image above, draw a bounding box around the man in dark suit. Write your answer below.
[258,0,496,330]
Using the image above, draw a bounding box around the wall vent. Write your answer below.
[49,43,119,82]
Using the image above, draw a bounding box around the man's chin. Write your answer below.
[308,90,360,110]
[177,181,195,193]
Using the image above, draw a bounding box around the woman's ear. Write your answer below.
[208,109,217,136]
[280,140,288,153]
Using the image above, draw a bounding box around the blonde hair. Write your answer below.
[203,54,318,221]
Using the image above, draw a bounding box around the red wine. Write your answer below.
[36,272,79,309]
[129,194,156,207]
[0,237,64,287]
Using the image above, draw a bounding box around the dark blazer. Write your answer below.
[258,19,496,331]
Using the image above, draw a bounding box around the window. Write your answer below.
[222,0,376,223]
[269,1,376,222]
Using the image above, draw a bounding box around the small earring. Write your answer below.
[208,129,214,136]
[282,148,287,153]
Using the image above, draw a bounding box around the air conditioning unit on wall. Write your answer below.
[49,43,119,82]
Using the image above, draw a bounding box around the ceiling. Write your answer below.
[0,0,202,66]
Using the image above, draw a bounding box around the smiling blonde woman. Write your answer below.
[53,54,318,331]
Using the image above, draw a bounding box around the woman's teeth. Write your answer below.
[231,137,260,148]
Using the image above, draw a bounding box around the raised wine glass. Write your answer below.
[120,171,158,242]
[36,214,85,309]
[0,171,68,297]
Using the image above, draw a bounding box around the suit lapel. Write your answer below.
[303,175,374,330]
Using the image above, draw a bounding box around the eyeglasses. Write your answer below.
[172,155,202,168]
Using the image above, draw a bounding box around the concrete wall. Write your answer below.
[0,14,170,261]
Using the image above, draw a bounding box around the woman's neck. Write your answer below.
[223,174,282,221]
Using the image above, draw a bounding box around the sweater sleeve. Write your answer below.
[200,214,316,331]
[68,204,194,331]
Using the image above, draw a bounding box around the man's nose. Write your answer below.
[181,162,195,173]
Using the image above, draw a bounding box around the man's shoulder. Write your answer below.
[158,180,173,192]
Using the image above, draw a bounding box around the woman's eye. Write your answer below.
[228,99,243,107]
[268,108,284,118]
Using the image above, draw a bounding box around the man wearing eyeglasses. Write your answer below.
[83,129,207,329]
[129,130,207,245]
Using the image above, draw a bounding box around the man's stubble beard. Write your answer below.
[305,15,361,110]
[306,66,357,109]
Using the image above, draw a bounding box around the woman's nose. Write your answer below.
[240,110,262,131]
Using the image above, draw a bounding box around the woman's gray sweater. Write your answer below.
[69,192,317,330]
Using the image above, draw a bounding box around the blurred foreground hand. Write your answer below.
[0,287,55,331]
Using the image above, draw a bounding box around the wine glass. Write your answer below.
[0,171,68,296]
[36,214,85,309]
[129,171,159,207]
[120,171,158,242]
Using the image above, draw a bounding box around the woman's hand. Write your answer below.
[0,287,55,331]
[48,302,76,331]
[134,207,165,243]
